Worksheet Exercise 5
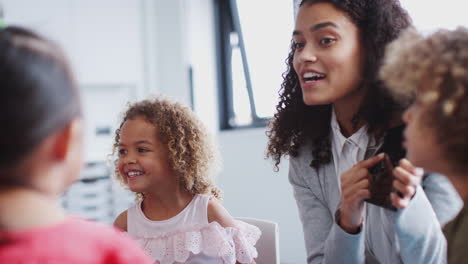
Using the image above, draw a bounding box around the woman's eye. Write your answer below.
[293,41,305,49]
[319,37,336,46]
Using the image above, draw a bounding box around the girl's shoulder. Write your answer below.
[207,197,238,229]
[113,209,128,232]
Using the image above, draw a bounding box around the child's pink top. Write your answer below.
[0,217,153,264]
[127,194,261,264]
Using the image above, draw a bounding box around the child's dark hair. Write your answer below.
[381,27,468,174]
[266,0,411,170]
[112,97,222,200]
[0,26,81,184]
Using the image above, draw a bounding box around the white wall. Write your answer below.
[2,0,145,163]
[217,128,307,264]
[142,0,192,105]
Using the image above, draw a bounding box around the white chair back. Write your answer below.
[237,217,280,264]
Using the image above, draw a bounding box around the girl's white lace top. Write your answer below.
[127,194,261,264]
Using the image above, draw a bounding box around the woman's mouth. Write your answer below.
[301,72,326,88]
[303,72,326,83]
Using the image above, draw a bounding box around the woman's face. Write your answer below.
[292,2,365,106]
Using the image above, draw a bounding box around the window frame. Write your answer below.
[214,0,270,130]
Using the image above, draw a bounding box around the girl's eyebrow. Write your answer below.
[135,140,153,145]
[118,140,153,147]
[293,21,338,36]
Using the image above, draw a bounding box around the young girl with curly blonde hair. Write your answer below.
[381,26,468,264]
[112,97,260,264]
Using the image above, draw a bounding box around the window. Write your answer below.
[214,0,294,129]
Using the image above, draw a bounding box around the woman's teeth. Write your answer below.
[303,72,325,82]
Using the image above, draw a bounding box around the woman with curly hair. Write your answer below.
[381,26,468,264]
[266,0,461,263]
[112,97,260,264]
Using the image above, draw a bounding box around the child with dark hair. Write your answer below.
[381,26,468,264]
[112,97,260,264]
[266,0,461,263]
[0,26,152,263]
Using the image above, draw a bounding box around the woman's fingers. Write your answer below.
[399,159,424,178]
[341,156,423,210]
[341,167,368,186]
[350,187,371,202]
[341,154,385,186]
[391,192,410,209]
[383,154,395,171]
[391,159,424,209]
[340,154,386,207]
[393,178,416,197]
[357,153,386,169]
[338,155,386,232]
[342,178,370,199]
[393,167,420,186]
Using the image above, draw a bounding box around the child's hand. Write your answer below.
[391,158,424,209]
[338,153,386,233]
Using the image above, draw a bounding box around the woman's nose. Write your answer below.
[297,44,318,63]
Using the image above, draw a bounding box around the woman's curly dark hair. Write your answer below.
[266,0,411,170]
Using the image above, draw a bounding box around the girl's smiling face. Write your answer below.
[117,117,176,193]
[292,2,365,106]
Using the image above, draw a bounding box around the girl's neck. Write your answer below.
[141,188,194,221]
[333,92,366,138]
[0,188,65,230]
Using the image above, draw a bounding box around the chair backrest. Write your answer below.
[237,217,280,264]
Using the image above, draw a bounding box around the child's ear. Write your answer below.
[52,119,83,161]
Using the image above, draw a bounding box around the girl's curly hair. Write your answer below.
[112,97,222,200]
[381,27,468,174]
[266,0,411,170]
